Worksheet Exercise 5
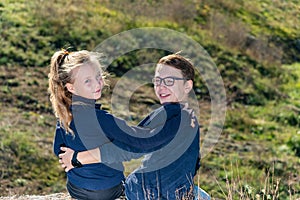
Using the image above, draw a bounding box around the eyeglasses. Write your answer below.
[152,76,186,86]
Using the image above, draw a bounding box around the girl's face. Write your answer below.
[66,64,104,100]
[153,64,192,104]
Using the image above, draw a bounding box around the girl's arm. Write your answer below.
[93,104,183,152]
[59,108,198,169]
[72,103,184,154]
[53,122,66,156]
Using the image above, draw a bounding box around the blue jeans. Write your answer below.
[194,186,211,200]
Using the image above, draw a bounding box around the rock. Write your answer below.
[0,193,71,200]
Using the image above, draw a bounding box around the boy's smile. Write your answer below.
[154,64,192,104]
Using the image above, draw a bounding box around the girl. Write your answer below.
[48,49,124,200]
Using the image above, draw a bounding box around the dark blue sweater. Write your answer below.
[99,103,200,199]
[53,122,125,190]
[53,95,186,191]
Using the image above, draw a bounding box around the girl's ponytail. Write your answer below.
[48,50,73,134]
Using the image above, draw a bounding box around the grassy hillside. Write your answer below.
[0,0,299,199]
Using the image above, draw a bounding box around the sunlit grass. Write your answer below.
[0,0,299,198]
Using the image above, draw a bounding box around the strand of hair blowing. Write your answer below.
[48,51,73,134]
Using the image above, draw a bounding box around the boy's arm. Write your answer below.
[59,143,143,171]
[59,147,100,172]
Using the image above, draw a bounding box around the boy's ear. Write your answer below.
[184,80,193,93]
[66,83,75,94]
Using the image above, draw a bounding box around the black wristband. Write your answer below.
[71,151,83,168]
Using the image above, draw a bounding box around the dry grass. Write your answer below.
[202,161,299,200]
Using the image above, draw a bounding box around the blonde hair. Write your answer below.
[48,49,104,134]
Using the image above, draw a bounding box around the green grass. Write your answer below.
[199,66,300,199]
[0,0,299,199]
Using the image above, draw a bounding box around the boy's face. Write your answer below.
[154,64,192,104]
[66,64,104,100]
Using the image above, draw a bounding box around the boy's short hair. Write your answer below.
[158,53,195,82]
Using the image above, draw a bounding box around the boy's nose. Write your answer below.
[157,84,168,89]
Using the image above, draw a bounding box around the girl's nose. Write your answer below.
[98,80,103,87]
[98,78,104,87]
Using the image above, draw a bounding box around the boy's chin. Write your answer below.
[159,99,167,104]
[160,99,179,104]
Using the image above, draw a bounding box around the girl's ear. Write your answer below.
[184,80,193,94]
[66,83,75,94]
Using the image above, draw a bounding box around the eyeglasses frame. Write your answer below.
[152,76,187,86]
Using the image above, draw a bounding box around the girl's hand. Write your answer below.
[58,147,74,172]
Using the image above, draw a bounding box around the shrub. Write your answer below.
[287,134,300,157]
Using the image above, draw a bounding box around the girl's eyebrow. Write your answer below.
[83,76,92,81]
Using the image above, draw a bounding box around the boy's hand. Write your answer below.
[59,147,74,172]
